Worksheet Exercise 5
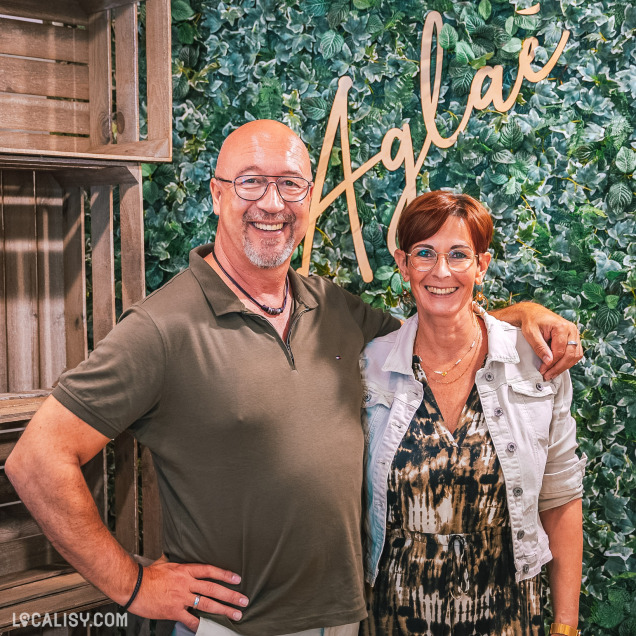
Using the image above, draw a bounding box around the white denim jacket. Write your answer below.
[361,310,586,585]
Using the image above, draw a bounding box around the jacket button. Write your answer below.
[363,391,371,402]
[513,487,523,497]
[485,372,494,382]
[522,564,530,574]
[494,407,504,417]
[535,383,543,391]
[507,442,517,453]
[517,530,525,539]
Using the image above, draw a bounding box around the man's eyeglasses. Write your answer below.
[406,247,478,272]
[215,175,313,202]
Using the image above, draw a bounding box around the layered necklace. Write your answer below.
[415,316,483,385]
[212,248,289,316]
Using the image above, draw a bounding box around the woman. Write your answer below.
[360,192,585,636]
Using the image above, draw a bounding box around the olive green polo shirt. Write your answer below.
[53,244,399,636]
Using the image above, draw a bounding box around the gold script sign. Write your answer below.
[298,4,570,282]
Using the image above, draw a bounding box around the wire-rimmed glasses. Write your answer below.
[405,247,478,272]
[215,175,313,202]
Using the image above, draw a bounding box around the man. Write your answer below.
[6,120,582,636]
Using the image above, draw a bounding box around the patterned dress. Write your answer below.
[361,360,543,636]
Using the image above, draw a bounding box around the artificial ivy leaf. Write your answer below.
[469,52,494,70]
[375,265,394,281]
[141,164,155,178]
[464,14,485,35]
[455,41,475,64]
[178,22,196,45]
[487,171,508,185]
[502,37,522,53]
[303,97,330,120]
[608,181,633,211]
[450,65,474,95]
[596,305,621,332]
[605,294,620,309]
[305,0,329,17]
[500,122,523,150]
[478,0,492,20]
[143,180,160,205]
[366,14,384,34]
[592,601,625,629]
[504,16,516,35]
[353,0,373,9]
[172,74,189,100]
[439,23,458,50]
[491,149,515,164]
[320,30,345,59]
[390,272,404,294]
[171,0,194,22]
[582,282,606,304]
[514,14,539,31]
[615,147,636,174]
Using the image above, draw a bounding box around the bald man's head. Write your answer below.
[210,120,314,270]
[216,120,312,180]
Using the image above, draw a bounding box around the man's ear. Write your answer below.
[394,249,409,281]
[210,179,222,217]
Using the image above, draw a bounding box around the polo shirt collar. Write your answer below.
[189,244,318,317]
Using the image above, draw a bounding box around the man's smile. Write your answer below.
[251,222,285,231]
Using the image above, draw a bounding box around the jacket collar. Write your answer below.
[189,243,318,317]
[381,307,520,376]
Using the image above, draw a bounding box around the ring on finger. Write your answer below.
[193,595,201,608]
[566,341,578,345]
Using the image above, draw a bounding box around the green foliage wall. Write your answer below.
[139,1,635,632]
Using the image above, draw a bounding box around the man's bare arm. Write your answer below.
[490,302,583,380]
[5,396,248,630]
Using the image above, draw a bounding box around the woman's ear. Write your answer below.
[475,251,492,285]
[394,249,409,281]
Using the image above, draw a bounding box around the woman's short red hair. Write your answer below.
[397,191,493,254]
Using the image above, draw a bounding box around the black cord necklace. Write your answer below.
[212,247,289,316]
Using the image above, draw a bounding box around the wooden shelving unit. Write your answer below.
[0,0,170,629]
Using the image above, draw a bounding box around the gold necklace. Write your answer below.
[416,318,480,377]
[416,321,484,385]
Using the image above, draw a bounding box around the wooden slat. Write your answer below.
[62,189,87,370]
[90,186,115,344]
[88,10,112,146]
[3,171,39,392]
[0,533,59,578]
[0,578,107,628]
[120,171,144,309]
[0,468,19,505]
[114,2,140,143]
[86,138,170,159]
[0,56,89,100]
[0,428,22,462]
[0,394,48,425]
[0,570,88,609]
[36,174,67,389]
[54,166,138,187]
[0,154,138,172]
[114,433,138,554]
[80,0,144,15]
[0,502,40,542]
[141,445,162,559]
[0,1,88,26]
[0,565,72,592]
[145,0,172,157]
[0,94,89,135]
[0,18,89,64]
[0,144,172,163]
[0,172,6,393]
[85,185,114,522]
[0,132,90,155]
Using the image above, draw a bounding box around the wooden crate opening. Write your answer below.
[0,0,171,163]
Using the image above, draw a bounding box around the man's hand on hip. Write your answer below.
[128,559,248,630]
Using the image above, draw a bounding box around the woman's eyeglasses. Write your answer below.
[406,247,478,272]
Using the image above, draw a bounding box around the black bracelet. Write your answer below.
[122,562,144,611]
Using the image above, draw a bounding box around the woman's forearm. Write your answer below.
[540,499,583,627]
